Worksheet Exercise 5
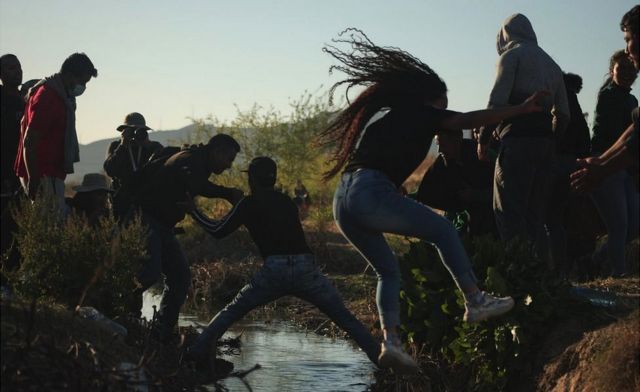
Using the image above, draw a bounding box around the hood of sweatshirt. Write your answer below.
[496,13,538,55]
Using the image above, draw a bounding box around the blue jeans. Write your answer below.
[190,254,380,364]
[591,171,639,276]
[333,169,477,330]
[138,213,192,337]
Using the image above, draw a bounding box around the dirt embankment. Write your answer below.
[536,279,640,392]
[538,311,639,392]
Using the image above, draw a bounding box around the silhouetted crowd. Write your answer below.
[1,5,638,378]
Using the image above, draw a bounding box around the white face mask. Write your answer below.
[70,84,86,97]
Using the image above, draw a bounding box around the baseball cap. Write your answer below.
[242,156,277,183]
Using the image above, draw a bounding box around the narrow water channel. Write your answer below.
[142,292,376,391]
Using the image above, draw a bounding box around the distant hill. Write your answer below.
[69,124,198,184]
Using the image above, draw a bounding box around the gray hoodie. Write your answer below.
[479,14,569,144]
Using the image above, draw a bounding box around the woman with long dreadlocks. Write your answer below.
[319,29,548,374]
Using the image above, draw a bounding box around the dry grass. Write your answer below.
[1,299,260,391]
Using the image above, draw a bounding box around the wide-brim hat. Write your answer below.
[116,112,152,131]
[72,173,113,193]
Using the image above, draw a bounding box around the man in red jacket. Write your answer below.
[14,52,97,215]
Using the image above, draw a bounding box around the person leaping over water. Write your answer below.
[317,28,549,374]
[185,156,381,375]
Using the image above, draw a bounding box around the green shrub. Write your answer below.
[399,235,592,391]
[186,92,338,203]
[6,195,148,317]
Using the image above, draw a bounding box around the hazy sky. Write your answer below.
[1,0,636,144]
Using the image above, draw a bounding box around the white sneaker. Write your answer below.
[464,292,515,323]
[377,340,419,375]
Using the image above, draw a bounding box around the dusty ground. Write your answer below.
[538,309,639,392]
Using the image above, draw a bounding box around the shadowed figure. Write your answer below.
[185,156,381,376]
[417,130,496,237]
[477,14,569,258]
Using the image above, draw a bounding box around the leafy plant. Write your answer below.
[6,194,148,317]
[187,92,338,202]
[398,235,592,391]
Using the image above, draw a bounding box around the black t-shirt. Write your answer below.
[1,86,25,185]
[344,105,458,187]
[191,189,312,258]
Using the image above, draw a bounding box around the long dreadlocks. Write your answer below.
[317,28,448,180]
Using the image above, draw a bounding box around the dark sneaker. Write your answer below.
[463,292,514,323]
[148,325,178,345]
[185,345,216,383]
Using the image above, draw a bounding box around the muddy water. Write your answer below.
[142,292,376,391]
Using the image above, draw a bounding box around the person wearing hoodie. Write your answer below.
[14,53,97,215]
[478,14,570,256]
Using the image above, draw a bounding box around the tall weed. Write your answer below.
[7,195,147,317]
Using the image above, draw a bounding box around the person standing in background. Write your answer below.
[588,51,638,277]
[14,52,98,216]
[1,54,24,212]
[477,14,569,259]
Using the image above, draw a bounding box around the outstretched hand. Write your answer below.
[569,159,606,193]
[520,91,550,114]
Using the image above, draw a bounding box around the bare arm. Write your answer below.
[570,123,636,192]
[440,91,548,130]
[599,123,634,161]
[570,147,635,192]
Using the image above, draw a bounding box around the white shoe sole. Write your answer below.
[464,297,515,323]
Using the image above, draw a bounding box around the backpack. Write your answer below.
[114,145,183,221]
